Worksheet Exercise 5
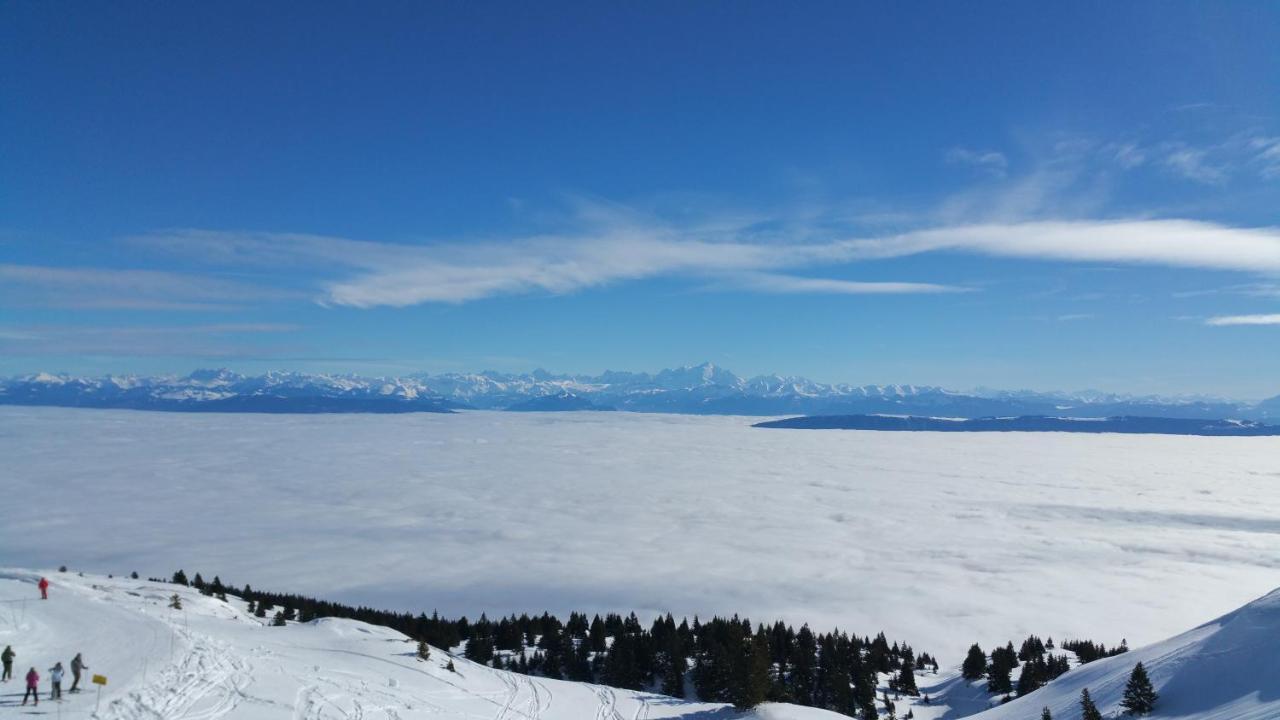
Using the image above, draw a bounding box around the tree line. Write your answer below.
[162,569,935,716]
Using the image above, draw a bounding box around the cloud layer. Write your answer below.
[125,217,1280,309]
[1205,314,1280,327]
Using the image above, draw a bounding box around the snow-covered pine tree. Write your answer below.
[417,641,430,661]
[961,643,986,680]
[1120,661,1158,715]
[1080,688,1103,720]
[895,658,918,696]
[1041,707,1052,720]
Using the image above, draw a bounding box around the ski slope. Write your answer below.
[0,570,844,720]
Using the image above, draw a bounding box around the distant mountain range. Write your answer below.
[755,414,1280,436]
[2,363,1278,419]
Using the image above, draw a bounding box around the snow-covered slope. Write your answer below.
[0,570,842,720]
[6,569,1280,720]
[966,587,1280,720]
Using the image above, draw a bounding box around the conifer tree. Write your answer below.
[961,644,986,680]
[895,659,918,696]
[272,610,287,627]
[661,644,685,698]
[986,661,1012,694]
[169,593,182,609]
[446,659,455,672]
[172,569,189,586]
[588,609,609,650]
[731,629,771,709]
[1080,688,1103,720]
[1120,662,1157,715]
[1041,707,1052,720]
[417,641,431,661]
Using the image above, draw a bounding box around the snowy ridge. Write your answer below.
[0,570,840,720]
[3,363,1276,418]
[966,587,1280,720]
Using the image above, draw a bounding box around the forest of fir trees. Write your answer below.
[159,569,1133,717]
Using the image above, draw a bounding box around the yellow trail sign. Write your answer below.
[92,674,107,686]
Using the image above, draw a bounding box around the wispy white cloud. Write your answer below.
[1249,136,1280,179]
[1161,146,1228,184]
[132,215,1280,309]
[714,272,969,295]
[844,219,1280,273]
[1109,143,1147,169]
[0,263,294,310]
[945,147,1009,177]
[1204,314,1280,327]
[0,323,303,357]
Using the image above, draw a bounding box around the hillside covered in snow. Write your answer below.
[0,569,844,720]
[4,569,1279,720]
[3,363,1275,418]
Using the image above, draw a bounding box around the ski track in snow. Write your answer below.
[591,684,625,720]
[102,622,252,720]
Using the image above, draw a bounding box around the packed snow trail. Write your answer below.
[0,570,844,720]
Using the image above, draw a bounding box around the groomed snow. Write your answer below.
[2,407,1279,662]
[0,569,843,720]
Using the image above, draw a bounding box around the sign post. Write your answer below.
[92,674,107,712]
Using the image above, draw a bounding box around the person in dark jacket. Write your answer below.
[1,645,14,681]
[70,653,89,692]
[22,667,39,706]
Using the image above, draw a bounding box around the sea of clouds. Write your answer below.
[3,407,1278,661]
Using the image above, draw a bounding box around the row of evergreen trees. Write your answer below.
[962,632,1080,696]
[955,630,1153,716]
[164,569,934,715]
[166,568,1159,716]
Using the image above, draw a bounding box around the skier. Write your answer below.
[38,576,49,600]
[70,653,89,693]
[49,661,64,700]
[22,667,39,706]
[1,645,14,681]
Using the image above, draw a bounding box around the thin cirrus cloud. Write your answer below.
[945,147,1009,177]
[125,216,1280,309]
[718,272,968,296]
[1204,314,1280,327]
[0,323,303,357]
[0,263,298,310]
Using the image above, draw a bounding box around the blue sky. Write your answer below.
[3,2,1280,397]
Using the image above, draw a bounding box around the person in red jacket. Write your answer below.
[38,577,49,600]
[22,667,39,706]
